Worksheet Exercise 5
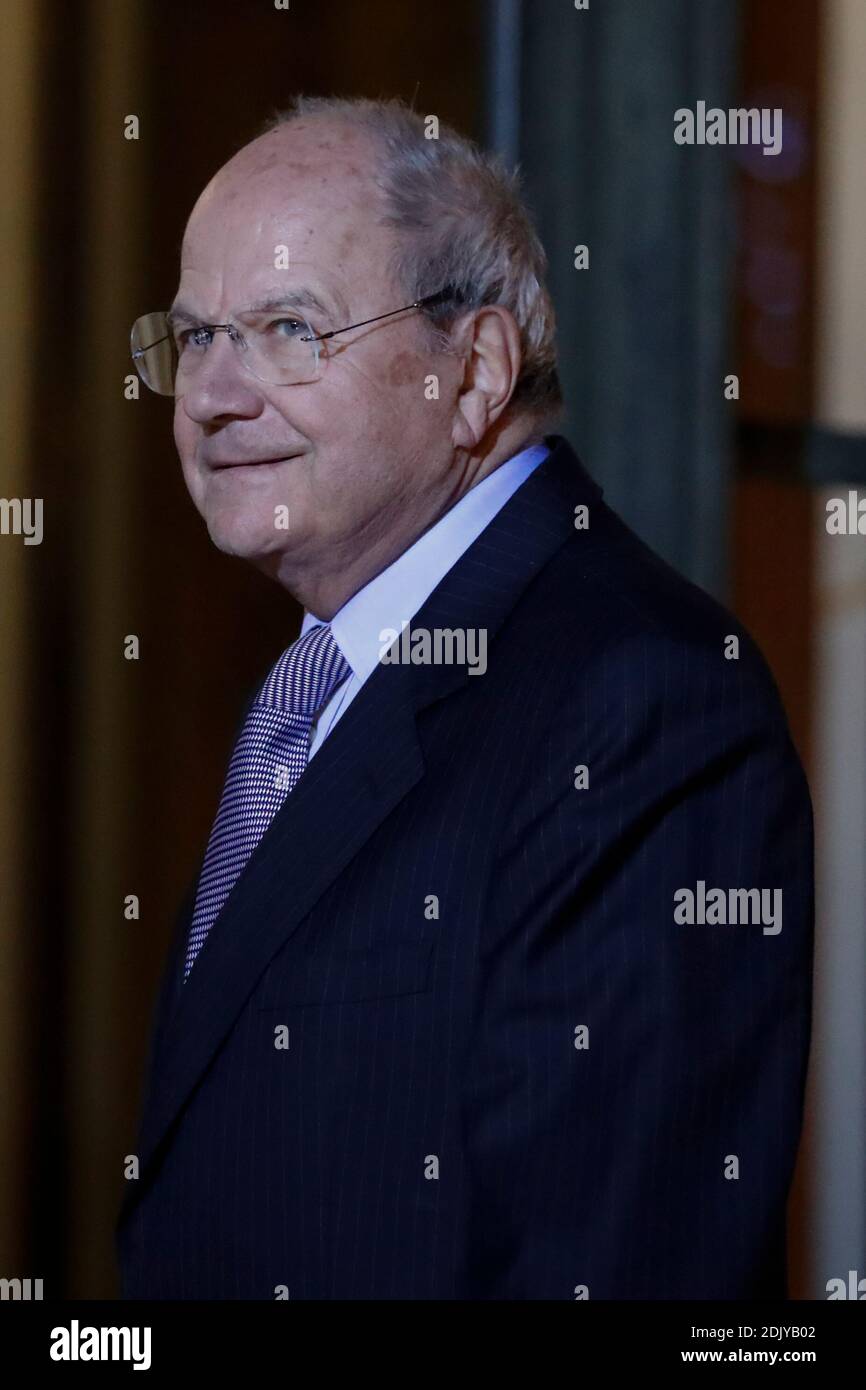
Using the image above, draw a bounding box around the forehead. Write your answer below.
[177,121,394,313]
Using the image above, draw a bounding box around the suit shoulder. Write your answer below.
[520,501,786,722]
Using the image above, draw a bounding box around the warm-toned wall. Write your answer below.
[9,0,483,1300]
[0,0,39,1284]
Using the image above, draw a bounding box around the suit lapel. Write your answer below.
[120,436,602,1219]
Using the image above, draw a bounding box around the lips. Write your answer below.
[207,455,298,470]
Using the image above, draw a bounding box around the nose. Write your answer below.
[177,330,265,424]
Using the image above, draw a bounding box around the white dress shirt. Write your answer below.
[300,440,549,759]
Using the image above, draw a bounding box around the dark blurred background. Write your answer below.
[1,0,863,1299]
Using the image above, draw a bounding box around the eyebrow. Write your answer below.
[167,286,343,327]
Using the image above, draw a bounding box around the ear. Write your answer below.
[449,306,523,450]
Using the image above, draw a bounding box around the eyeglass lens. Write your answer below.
[130,310,321,395]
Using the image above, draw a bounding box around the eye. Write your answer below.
[174,326,211,350]
[267,317,307,338]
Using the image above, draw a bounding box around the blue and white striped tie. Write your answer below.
[183,623,350,979]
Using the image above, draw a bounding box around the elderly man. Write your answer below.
[117,96,813,1300]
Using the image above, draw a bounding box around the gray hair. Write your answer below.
[258,96,563,422]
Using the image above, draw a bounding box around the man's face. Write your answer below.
[173,119,462,609]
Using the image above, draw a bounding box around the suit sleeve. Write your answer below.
[457,630,814,1299]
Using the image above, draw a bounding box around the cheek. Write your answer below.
[329,366,430,448]
[378,351,452,443]
[173,414,203,501]
[173,406,194,460]
[385,350,424,389]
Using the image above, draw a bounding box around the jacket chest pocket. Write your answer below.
[254,936,435,1008]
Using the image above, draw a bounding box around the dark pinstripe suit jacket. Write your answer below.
[116,435,813,1300]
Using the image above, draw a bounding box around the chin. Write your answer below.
[204,511,284,561]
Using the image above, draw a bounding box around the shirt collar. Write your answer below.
[301,441,550,683]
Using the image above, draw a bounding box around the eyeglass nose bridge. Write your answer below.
[181,322,256,386]
[161,321,263,402]
[195,322,247,348]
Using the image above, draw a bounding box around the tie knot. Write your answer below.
[257,623,351,718]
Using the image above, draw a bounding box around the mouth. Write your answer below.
[207,454,301,472]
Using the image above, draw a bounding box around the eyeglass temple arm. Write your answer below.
[302,288,455,343]
[133,289,457,355]
[132,334,171,359]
